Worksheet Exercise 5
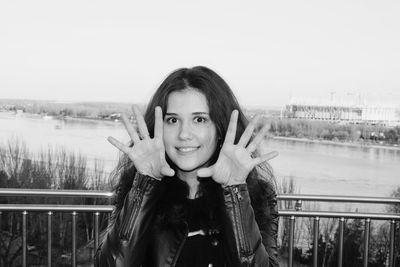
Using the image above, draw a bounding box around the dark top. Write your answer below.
[175,197,225,267]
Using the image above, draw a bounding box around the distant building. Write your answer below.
[286,97,400,126]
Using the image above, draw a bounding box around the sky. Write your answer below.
[1,0,400,108]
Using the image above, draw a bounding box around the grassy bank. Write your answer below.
[266,118,400,147]
[0,99,139,120]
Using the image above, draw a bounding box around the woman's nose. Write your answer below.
[178,122,193,140]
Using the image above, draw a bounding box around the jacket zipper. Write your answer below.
[119,188,143,239]
[232,187,250,256]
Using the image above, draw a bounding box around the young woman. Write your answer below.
[95,66,279,267]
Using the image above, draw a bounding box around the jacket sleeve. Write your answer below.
[94,173,164,267]
[222,184,279,267]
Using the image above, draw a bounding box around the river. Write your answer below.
[1,112,399,212]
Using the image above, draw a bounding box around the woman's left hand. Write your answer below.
[197,110,278,186]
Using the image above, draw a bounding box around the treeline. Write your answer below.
[0,138,112,266]
[268,118,400,145]
[278,177,400,266]
[0,99,137,119]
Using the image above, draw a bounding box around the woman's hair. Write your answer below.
[112,66,276,220]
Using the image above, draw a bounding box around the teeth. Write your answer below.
[178,147,198,152]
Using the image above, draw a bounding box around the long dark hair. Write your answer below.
[112,66,276,224]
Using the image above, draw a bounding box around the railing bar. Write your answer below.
[288,216,295,267]
[47,211,52,267]
[0,188,113,198]
[313,217,319,267]
[363,218,370,267]
[389,220,395,267]
[0,204,113,212]
[338,217,344,267]
[94,212,100,259]
[2,190,400,204]
[72,211,77,267]
[277,194,400,204]
[22,211,27,267]
[279,210,400,220]
[5,206,400,219]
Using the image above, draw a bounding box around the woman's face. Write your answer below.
[163,88,218,173]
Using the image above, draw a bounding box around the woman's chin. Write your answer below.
[173,160,207,174]
[175,164,201,173]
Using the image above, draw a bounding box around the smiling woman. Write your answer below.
[95,66,280,267]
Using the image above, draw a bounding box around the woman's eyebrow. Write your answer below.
[192,112,209,115]
[164,112,209,116]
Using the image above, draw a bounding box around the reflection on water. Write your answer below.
[1,112,400,212]
[264,138,400,211]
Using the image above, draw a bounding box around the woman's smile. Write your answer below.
[176,146,200,153]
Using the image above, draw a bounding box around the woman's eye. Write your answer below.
[194,117,207,123]
[165,117,178,124]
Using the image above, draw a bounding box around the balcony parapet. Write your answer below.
[0,189,399,267]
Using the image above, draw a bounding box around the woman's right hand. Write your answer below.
[107,105,175,180]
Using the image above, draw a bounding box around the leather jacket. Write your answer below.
[95,173,279,267]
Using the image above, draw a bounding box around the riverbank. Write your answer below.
[271,136,400,151]
[0,110,120,124]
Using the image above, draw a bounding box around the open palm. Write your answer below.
[197,110,277,186]
[108,106,174,180]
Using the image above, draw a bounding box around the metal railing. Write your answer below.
[0,189,113,267]
[0,189,399,267]
[278,194,400,267]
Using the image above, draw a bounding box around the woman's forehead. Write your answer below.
[166,89,209,113]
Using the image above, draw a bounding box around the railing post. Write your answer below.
[72,211,77,267]
[47,211,52,267]
[22,211,27,267]
[338,217,345,267]
[94,212,100,258]
[313,217,320,267]
[108,198,112,223]
[288,216,295,267]
[363,218,370,267]
[389,220,395,267]
[0,211,2,267]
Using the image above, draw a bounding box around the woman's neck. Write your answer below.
[177,170,200,199]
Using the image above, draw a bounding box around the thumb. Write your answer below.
[197,166,214,178]
[161,165,175,177]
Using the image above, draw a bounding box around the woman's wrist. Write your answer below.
[221,176,246,188]
[136,169,162,181]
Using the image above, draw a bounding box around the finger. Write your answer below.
[121,113,140,143]
[133,105,150,139]
[107,136,131,155]
[238,115,260,147]
[160,165,175,177]
[197,166,214,177]
[253,151,279,165]
[246,124,268,153]
[224,110,239,145]
[154,106,163,139]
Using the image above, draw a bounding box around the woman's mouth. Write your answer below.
[176,146,200,153]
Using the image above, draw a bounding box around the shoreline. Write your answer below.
[270,136,400,151]
[0,111,119,124]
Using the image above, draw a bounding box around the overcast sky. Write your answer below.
[1,0,400,108]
